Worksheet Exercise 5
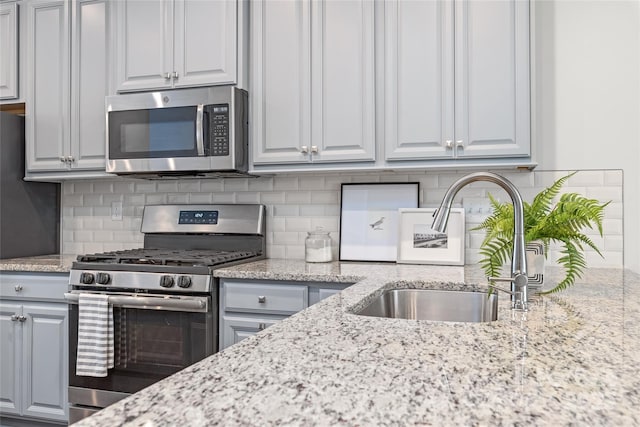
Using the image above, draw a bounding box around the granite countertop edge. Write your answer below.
[73,259,640,427]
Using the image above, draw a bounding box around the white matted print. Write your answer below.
[339,183,419,262]
[397,208,465,265]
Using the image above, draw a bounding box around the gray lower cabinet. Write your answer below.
[0,273,69,424]
[219,279,351,351]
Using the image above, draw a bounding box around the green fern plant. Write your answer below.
[473,172,609,294]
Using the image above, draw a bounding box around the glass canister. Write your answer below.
[305,228,332,263]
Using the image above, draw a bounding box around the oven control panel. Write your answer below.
[69,271,210,293]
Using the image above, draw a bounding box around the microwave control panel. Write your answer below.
[206,104,229,156]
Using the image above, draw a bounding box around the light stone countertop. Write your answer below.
[73,259,640,426]
[0,254,76,273]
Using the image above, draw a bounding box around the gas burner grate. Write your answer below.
[77,249,258,268]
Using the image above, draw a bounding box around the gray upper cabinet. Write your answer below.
[114,0,238,93]
[250,0,375,167]
[0,1,19,100]
[384,0,530,162]
[25,0,109,174]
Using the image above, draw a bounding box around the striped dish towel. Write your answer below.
[76,293,114,377]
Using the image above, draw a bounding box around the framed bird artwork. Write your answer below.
[339,182,419,262]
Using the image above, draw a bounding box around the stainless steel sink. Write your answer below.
[354,288,498,323]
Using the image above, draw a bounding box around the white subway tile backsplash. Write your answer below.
[310,191,339,204]
[167,193,189,204]
[178,181,200,192]
[134,182,157,193]
[235,192,260,204]
[61,169,624,269]
[157,181,179,192]
[299,176,326,190]
[285,191,311,204]
[189,193,214,204]
[223,178,249,192]
[567,170,604,187]
[299,205,326,217]
[273,176,299,191]
[200,180,224,192]
[248,177,274,192]
[260,192,286,204]
[285,217,312,232]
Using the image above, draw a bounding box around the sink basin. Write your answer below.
[354,288,498,323]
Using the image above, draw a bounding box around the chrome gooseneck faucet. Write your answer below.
[431,172,528,310]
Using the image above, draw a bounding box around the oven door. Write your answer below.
[65,291,215,418]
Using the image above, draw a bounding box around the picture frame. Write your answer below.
[339,183,420,262]
[396,208,465,266]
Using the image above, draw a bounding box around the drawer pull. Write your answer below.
[258,323,267,330]
[258,296,266,304]
[14,285,23,292]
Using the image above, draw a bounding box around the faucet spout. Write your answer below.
[431,172,528,310]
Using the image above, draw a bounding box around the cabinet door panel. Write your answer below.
[220,316,281,351]
[311,0,375,163]
[115,0,172,92]
[0,2,19,100]
[25,0,70,171]
[21,304,68,422]
[0,303,21,416]
[384,0,454,160]
[454,0,530,158]
[174,0,236,87]
[71,0,108,170]
[251,0,311,165]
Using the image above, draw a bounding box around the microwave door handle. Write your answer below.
[196,104,205,156]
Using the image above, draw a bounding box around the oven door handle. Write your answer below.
[64,292,209,313]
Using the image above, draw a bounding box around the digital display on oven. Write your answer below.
[178,210,219,224]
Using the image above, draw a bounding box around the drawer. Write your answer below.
[0,272,69,302]
[223,281,308,315]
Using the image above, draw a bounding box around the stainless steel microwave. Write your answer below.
[106,86,248,177]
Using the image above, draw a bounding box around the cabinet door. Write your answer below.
[25,0,70,172]
[310,0,375,163]
[384,0,454,161]
[0,2,19,100]
[454,0,530,158]
[70,0,109,170]
[220,315,281,351]
[250,0,311,165]
[173,0,236,88]
[21,303,68,422]
[115,0,173,92]
[0,302,21,416]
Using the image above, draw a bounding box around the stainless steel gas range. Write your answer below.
[65,204,265,424]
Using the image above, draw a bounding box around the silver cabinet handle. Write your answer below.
[258,296,266,304]
[18,315,26,322]
[165,72,171,80]
[310,145,318,154]
[66,156,74,163]
[300,146,309,154]
[172,71,179,79]
[14,285,22,292]
[456,140,464,148]
[59,157,67,163]
[258,323,267,330]
[445,140,453,148]
[10,314,19,322]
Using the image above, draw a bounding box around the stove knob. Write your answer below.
[96,272,111,285]
[80,272,95,285]
[177,276,192,288]
[160,275,175,288]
